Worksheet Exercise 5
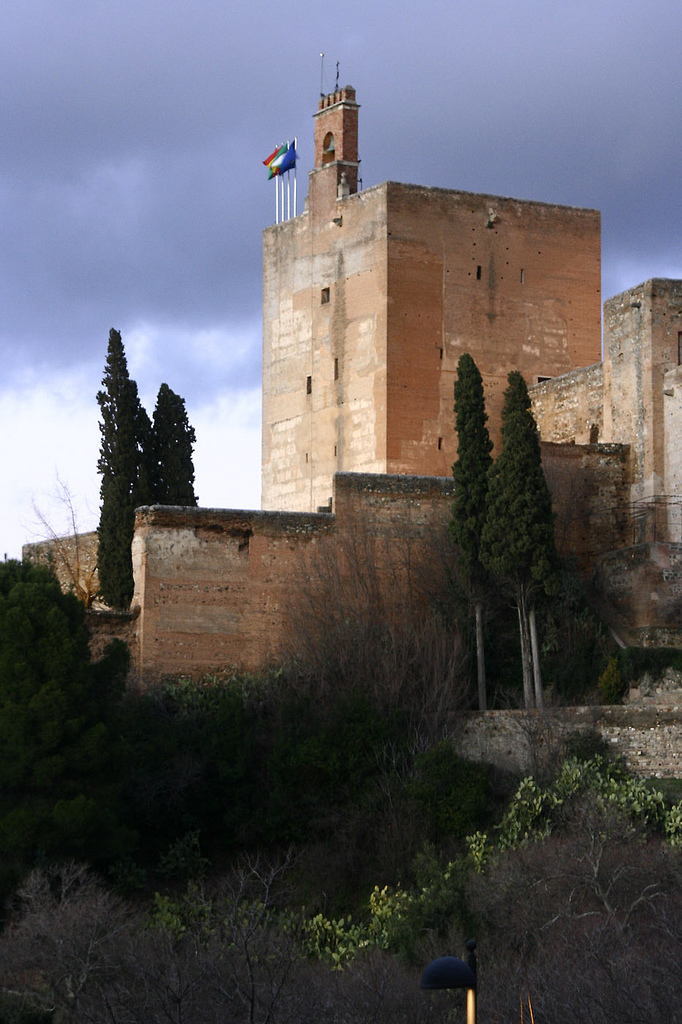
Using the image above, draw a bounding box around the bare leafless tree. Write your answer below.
[29,476,99,607]
[284,510,470,743]
[468,800,682,1024]
[0,862,134,1021]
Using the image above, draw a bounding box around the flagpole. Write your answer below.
[286,155,290,220]
[265,140,297,223]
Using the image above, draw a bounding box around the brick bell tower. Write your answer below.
[307,85,360,218]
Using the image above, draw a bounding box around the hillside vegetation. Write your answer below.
[1,557,681,1023]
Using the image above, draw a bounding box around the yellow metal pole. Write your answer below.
[467,986,477,1024]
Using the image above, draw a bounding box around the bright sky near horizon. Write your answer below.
[2,0,682,558]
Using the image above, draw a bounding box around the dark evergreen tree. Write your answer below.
[450,353,493,710]
[97,329,151,609]
[480,371,558,708]
[0,561,133,883]
[148,383,198,506]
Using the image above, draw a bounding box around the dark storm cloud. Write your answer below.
[4,0,681,385]
[2,0,682,555]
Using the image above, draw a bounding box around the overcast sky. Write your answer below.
[2,0,681,558]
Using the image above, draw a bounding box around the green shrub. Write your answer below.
[265,692,399,843]
[598,656,626,704]
[410,743,491,840]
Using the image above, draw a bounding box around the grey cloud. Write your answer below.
[2,0,682,554]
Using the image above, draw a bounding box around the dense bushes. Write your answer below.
[3,556,682,1023]
[115,677,493,902]
[0,561,133,894]
[2,755,680,1024]
[0,557,492,902]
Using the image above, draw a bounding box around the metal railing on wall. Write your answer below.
[609,496,682,548]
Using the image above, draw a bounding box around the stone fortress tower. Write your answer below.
[262,85,602,513]
[116,86,682,678]
[23,84,682,676]
[533,279,682,533]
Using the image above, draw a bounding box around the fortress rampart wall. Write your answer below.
[130,473,456,681]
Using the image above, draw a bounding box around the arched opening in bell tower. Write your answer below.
[322,132,335,164]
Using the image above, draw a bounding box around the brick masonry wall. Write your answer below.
[26,452,678,679]
[456,705,682,778]
[131,505,335,680]
[384,183,602,473]
[333,470,455,531]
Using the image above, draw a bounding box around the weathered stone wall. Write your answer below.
[540,441,631,568]
[456,705,682,778]
[86,607,139,668]
[592,542,682,644]
[603,279,682,502]
[131,474,457,681]
[22,530,99,605]
[262,184,390,514]
[663,364,682,534]
[531,362,604,444]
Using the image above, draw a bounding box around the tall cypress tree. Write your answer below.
[97,329,151,610]
[480,371,558,708]
[450,354,492,711]
[148,384,198,506]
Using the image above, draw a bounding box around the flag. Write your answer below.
[275,141,297,175]
[263,141,296,179]
[263,143,286,175]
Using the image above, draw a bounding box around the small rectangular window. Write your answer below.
[437,437,443,450]
[306,375,312,394]
[334,357,339,380]
[476,265,482,280]
[438,347,443,360]
[334,444,337,456]
[305,452,309,463]
[520,269,525,284]
[321,287,330,304]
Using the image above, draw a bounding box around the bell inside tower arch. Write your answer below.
[322,132,335,164]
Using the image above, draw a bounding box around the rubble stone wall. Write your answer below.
[531,362,604,444]
[456,705,682,779]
